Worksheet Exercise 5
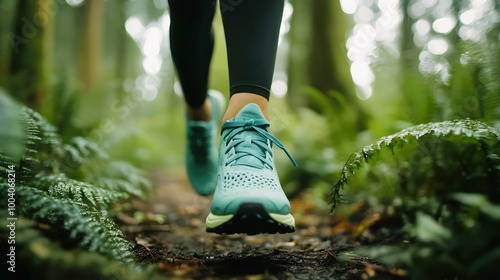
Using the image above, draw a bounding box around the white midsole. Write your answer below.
[206,213,234,228]
[270,213,295,227]
[205,212,295,229]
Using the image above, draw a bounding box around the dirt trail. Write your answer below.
[121,170,402,280]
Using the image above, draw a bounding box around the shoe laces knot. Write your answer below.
[222,119,298,169]
[243,119,255,130]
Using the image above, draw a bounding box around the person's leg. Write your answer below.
[220,0,285,122]
[168,0,216,121]
[168,0,225,196]
[206,0,297,235]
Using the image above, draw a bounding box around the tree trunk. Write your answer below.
[287,0,312,109]
[287,0,364,129]
[114,0,128,98]
[400,0,416,70]
[7,0,54,110]
[80,0,104,90]
[309,0,354,98]
[0,0,18,77]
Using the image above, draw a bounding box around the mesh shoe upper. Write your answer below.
[185,90,225,196]
[210,103,297,215]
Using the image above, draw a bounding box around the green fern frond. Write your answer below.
[19,153,39,184]
[16,107,62,178]
[33,173,126,210]
[93,161,153,198]
[13,186,136,264]
[0,215,153,280]
[63,136,108,166]
[92,178,136,199]
[0,155,8,174]
[330,119,500,211]
[0,101,153,272]
[21,106,64,157]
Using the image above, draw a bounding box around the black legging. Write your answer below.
[168,0,285,108]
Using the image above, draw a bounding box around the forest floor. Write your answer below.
[120,169,407,280]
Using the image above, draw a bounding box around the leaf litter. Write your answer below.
[119,170,407,280]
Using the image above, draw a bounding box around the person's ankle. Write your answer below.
[222,93,269,123]
[187,99,211,121]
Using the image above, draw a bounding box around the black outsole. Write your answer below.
[206,203,295,235]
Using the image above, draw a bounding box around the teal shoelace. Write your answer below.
[222,119,298,169]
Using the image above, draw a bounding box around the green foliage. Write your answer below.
[272,86,364,200]
[331,119,500,210]
[37,173,124,210]
[325,11,500,278]
[331,119,500,279]
[0,103,153,276]
[0,91,25,161]
[467,42,500,123]
[352,195,500,279]
[0,214,160,280]
[2,186,135,262]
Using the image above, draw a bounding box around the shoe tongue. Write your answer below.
[232,104,269,169]
[234,103,265,121]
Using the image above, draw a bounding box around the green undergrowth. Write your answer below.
[331,119,500,279]
[0,94,158,279]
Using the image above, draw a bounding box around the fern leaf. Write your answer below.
[0,103,154,269]
[0,216,148,279]
[66,136,108,159]
[330,119,500,211]
[33,173,125,210]
[21,106,64,157]
[12,186,136,263]
[95,161,153,198]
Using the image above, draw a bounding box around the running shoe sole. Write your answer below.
[206,203,295,235]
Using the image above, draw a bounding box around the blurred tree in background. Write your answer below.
[2,0,53,109]
[287,0,355,104]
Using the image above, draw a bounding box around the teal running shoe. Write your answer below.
[206,103,298,235]
[186,90,226,196]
